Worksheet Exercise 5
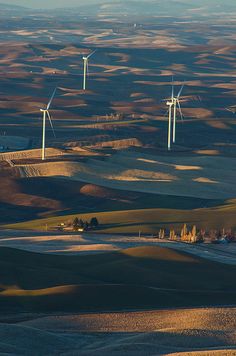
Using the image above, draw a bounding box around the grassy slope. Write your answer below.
[5,199,236,233]
[0,245,236,312]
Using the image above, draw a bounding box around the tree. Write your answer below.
[225,228,234,242]
[159,229,165,239]
[197,229,205,243]
[209,229,217,242]
[191,225,197,243]
[73,217,79,230]
[181,224,188,241]
[84,221,89,231]
[161,229,165,239]
[216,229,222,240]
[200,229,206,238]
[169,229,176,241]
[90,217,99,228]
[78,219,84,228]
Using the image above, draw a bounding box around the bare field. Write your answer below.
[1,243,235,317]
[0,147,66,161]
[0,231,236,265]
[0,230,236,354]
[0,34,236,150]
[2,307,231,356]
[16,149,236,199]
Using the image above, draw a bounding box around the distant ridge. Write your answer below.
[64,0,236,17]
[0,3,27,10]
[0,1,235,15]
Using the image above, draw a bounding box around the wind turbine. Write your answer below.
[82,50,96,90]
[165,80,184,150]
[40,87,57,161]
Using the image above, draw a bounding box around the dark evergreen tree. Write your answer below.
[90,217,99,228]
[73,217,79,230]
[78,219,84,228]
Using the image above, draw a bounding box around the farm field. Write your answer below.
[1,11,236,230]
[5,200,236,233]
[1,2,236,355]
[0,244,235,354]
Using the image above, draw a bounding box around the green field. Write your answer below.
[4,199,236,233]
[1,245,236,313]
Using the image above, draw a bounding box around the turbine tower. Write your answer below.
[172,84,184,144]
[166,84,174,151]
[40,87,57,161]
[82,50,96,90]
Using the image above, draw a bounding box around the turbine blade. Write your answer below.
[226,106,236,113]
[177,83,185,99]
[47,87,57,110]
[177,100,184,121]
[87,49,97,59]
[46,111,56,138]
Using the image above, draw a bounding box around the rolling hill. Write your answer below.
[0,245,236,313]
[67,0,236,18]
[2,1,236,17]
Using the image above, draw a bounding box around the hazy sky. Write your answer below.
[3,0,236,10]
[4,0,102,8]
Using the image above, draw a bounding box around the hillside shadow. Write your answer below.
[0,246,235,313]
[0,327,233,356]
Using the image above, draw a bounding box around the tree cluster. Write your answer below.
[72,217,99,231]
[158,224,235,244]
